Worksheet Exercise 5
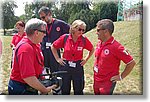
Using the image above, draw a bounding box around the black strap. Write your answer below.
[64,34,69,45]
[81,35,86,46]
[15,42,43,66]
[15,42,26,63]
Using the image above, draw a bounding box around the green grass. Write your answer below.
[0,20,142,95]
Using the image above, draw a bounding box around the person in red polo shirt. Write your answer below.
[51,20,94,95]
[10,21,26,68]
[93,19,136,95]
[10,21,26,48]
[8,18,56,95]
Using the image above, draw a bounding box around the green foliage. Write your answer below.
[2,1,19,35]
[22,1,117,32]
[23,1,54,22]
[93,1,118,21]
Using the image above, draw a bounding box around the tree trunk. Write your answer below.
[3,28,6,36]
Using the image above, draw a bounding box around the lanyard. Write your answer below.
[46,18,55,42]
[95,43,103,66]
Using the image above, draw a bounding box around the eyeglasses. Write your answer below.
[34,29,46,34]
[97,29,105,32]
[78,28,85,32]
[38,29,46,34]
[40,16,46,20]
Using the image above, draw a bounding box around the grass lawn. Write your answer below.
[0,20,142,95]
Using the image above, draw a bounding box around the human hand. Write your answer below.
[40,84,57,95]
[80,59,87,66]
[110,75,122,82]
[57,58,66,66]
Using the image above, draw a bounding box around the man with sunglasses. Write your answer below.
[93,19,136,95]
[8,18,56,95]
[38,6,70,73]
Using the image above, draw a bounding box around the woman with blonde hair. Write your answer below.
[51,20,94,95]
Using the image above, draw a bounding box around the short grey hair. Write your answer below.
[25,18,47,36]
[96,19,114,35]
[38,6,52,15]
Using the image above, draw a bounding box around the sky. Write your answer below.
[14,0,33,16]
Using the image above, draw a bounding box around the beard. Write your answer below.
[46,17,52,24]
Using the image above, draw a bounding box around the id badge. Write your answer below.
[94,66,98,73]
[46,42,52,49]
[68,61,76,68]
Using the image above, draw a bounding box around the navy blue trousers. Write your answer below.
[59,60,84,95]
[8,79,38,95]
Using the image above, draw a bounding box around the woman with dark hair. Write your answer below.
[10,21,26,48]
[10,21,26,68]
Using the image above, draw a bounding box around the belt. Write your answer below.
[64,60,82,68]
[65,60,81,63]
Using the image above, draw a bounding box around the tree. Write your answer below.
[22,0,118,32]
[24,1,54,21]
[2,1,18,35]
[93,1,118,22]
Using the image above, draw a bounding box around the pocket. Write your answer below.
[8,80,26,95]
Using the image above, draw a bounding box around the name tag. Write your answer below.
[46,42,52,49]
[94,66,98,73]
[77,47,83,51]
[68,61,76,68]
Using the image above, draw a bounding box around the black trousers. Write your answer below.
[42,49,61,73]
[59,60,84,95]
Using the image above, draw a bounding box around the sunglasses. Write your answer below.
[40,16,46,20]
[38,29,46,34]
[78,28,85,32]
[97,29,105,32]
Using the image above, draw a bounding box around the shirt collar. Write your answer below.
[101,36,115,46]
[23,36,36,46]
[17,32,26,36]
[68,34,83,42]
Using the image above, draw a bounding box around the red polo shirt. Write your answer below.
[53,34,93,61]
[94,36,133,81]
[10,37,44,83]
[11,32,26,47]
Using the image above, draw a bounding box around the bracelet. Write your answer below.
[120,75,123,81]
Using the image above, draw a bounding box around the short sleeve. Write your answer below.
[84,37,94,51]
[11,35,16,45]
[115,45,133,64]
[52,34,65,49]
